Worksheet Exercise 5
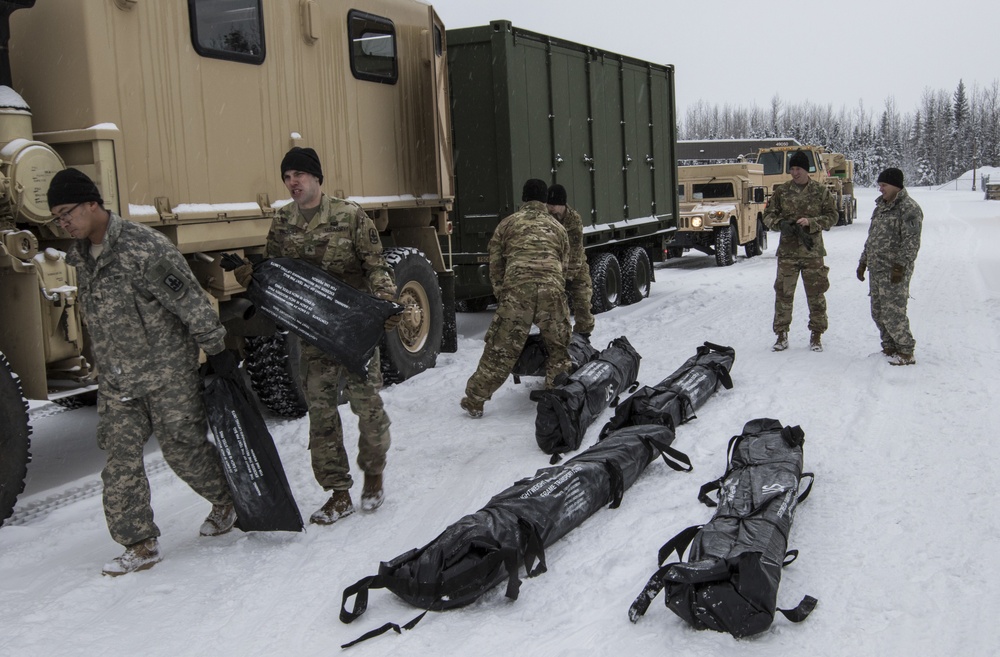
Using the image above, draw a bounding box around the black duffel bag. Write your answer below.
[530,336,641,460]
[339,424,691,648]
[600,341,735,438]
[628,418,816,638]
[244,257,402,377]
[511,332,599,384]
[203,374,304,532]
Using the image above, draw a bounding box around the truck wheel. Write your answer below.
[714,224,737,267]
[590,252,622,313]
[837,210,846,227]
[244,332,307,418]
[621,246,652,305]
[0,352,31,527]
[849,197,857,224]
[745,219,767,258]
[381,247,443,385]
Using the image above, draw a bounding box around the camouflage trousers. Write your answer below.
[97,368,232,546]
[868,267,915,354]
[772,257,830,334]
[466,282,571,402]
[567,270,595,335]
[301,343,390,492]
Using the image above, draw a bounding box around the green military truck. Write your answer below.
[0,1,678,525]
[445,21,678,313]
[756,144,857,226]
[666,162,768,266]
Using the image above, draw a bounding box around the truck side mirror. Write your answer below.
[754,187,765,203]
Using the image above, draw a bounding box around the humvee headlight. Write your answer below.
[690,216,703,228]
[709,210,726,220]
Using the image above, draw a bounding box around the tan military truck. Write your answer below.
[0,0,455,525]
[755,144,857,225]
[665,162,768,266]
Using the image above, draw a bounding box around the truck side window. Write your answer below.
[348,10,398,84]
[188,0,265,65]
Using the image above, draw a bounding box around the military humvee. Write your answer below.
[666,162,768,266]
[755,144,857,226]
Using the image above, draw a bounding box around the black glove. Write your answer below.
[377,291,402,331]
[890,263,905,284]
[220,253,254,287]
[208,349,240,379]
[856,261,867,282]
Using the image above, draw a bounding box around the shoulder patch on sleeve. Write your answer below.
[369,227,379,244]
[146,254,189,299]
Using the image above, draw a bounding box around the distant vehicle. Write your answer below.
[755,145,857,226]
[665,162,768,266]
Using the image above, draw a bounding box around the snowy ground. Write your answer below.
[3,185,999,657]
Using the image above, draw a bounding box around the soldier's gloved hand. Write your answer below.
[208,349,240,379]
[856,261,866,282]
[377,291,402,331]
[890,263,905,284]
[220,253,254,288]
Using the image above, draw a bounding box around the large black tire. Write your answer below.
[621,246,652,305]
[0,352,31,527]
[745,219,767,258]
[381,247,443,385]
[244,332,307,418]
[589,252,622,314]
[714,223,737,267]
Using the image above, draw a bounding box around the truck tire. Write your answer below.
[621,246,652,305]
[714,224,737,267]
[380,247,443,385]
[0,352,31,527]
[590,252,622,314]
[745,219,767,258]
[244,332,308,418]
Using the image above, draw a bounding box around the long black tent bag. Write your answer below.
[600,341,735,438]
[511,332,600,383]
[339,425,691,646]
[244,257,402,377]
[530,336,641,459]
[203,374,304,532]
[628,418,816,638]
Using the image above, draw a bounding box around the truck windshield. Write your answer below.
[692,182,735,200]
[757,151,785,175]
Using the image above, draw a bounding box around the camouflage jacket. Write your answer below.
[489,200,569,294]
[860,188,922,272]
[266,194,395,297]
[558,205,587,281]
[763,179,838,258]
[66,212,226,398]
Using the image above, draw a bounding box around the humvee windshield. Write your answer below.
[757,150,817,175]
[692,182,735,200]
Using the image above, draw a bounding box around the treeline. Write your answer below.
[679,80,1000,187]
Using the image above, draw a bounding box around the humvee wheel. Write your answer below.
[745,219,767,258]
[244,332,307,418]
[621,246,652,305]
[381,248,442,384]
[590,252,622,314]
[0,352,31,527]
[714,224,737,267]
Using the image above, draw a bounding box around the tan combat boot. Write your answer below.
[889,352,915,366]
[310,490,355,525]
[199,503,237,537]
[772,332,788,352]
[102,538,162,577]
[361,473,384,512]
[809,332,823,352]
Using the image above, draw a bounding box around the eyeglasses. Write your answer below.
[52,202,85,225]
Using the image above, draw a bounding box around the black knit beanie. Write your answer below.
[47,168,103,209]
[877,167,904,189]
[788,151,810,171]
[280,147,324,184]
[522,178,548,203]
[546,184,568,206]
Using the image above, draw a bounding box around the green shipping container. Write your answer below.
[445,20,678,306]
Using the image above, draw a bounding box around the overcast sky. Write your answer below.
[428,0,999,121]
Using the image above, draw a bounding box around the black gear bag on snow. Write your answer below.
[511,332,600,384]
[600,341,735,439]
[530,336,641,461]
[244,257,402,377]
[339,424,691,648]
[203,374,304,532]
[628,418,816,638]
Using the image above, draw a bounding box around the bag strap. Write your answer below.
[778,595,818,623]
[697,476,724,507]
[797,472,815,503]
[603,460,625,508]
[519,517,547,578]
[340,611,427,649]
[340,574,382,624]
[657,524,703,566]
[641,432,693,473]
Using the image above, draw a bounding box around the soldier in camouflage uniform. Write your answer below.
[856,167,922,365]
[461,179,571,418]
[48,168,237,577]
[547,184,595,337]
[762,151,839,352]
[233,147,397,524]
